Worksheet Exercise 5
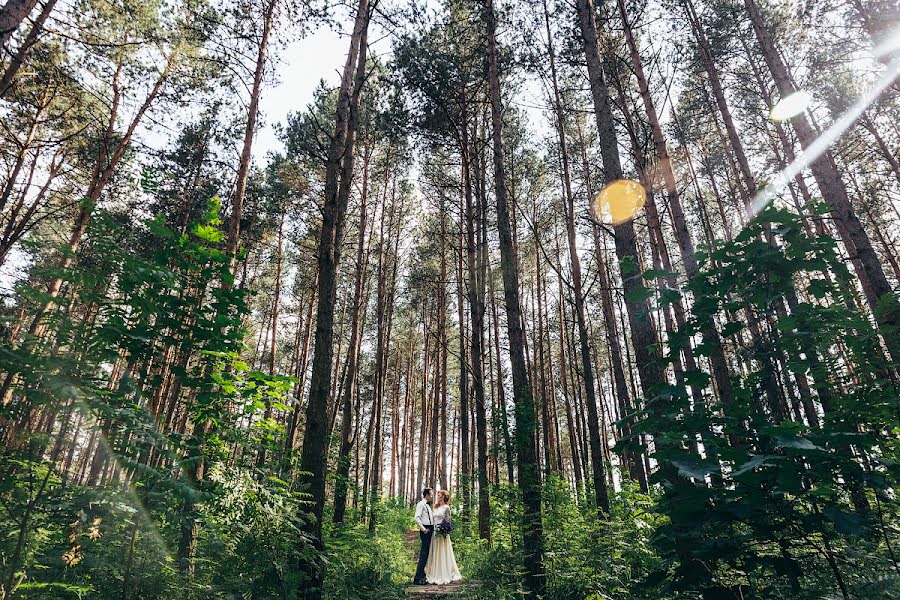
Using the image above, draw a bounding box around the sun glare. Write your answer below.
[873,25,900,59]
[770,90,812,121]
[592,179,647,225]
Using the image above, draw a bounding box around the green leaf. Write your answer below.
[775,315,798,331]
[659,287,682,306]
[619,256,639,275]
[807,279,830,299]
[192,223,224,243]
[720,321,744,337]
[670,457,721,480]
[643,268,676,281]
[732,454,779,477]
[807,486,837,498]
[823,503,865,536]
[683,371,711,390]
[774,436,822,451]
[625,286,653,304]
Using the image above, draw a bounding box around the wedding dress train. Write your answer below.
[424,505,462,585]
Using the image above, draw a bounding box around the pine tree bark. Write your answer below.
[544,0,609,515]
[483,0,545,594]
[435,199,446,490]
[228,0,276,268]
[19,42,183,342]
[575,0,674,493]
[556,279,584,495]
[256,214,284,468]
[533,242,552,475]
[451,197,471,513]
[296,0,370,594]
[416,302,431,499]
[574,111,648,491]
[0,0,58,98]
[284,273,317,457]
[489,267,516,485]
[332,144,373,524]
[617,0,736,413]
[368,194,394,531]
[462,125,491,541]
[860,112,900,188]
[680,0,757,200]
[0,0,39,49]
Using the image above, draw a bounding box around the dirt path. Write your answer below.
[403,529,478,598]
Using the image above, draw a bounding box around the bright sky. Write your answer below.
[254,5,402,160]
[255,27,345,159]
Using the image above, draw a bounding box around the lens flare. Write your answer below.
[752,57,900,217]
[770,91,812,121]
[591,179,647,225]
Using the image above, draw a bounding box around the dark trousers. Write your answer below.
[414,525,434,582]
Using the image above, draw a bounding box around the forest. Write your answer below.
[0,0,898,598]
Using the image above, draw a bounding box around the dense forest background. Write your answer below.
[0,0,898,598]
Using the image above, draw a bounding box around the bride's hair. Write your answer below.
[436,489,450,505]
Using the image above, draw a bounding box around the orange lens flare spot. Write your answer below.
[591,179,646,225]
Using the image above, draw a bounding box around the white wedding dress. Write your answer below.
[424,505,462,585]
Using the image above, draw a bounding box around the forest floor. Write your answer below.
[403,529,479,598]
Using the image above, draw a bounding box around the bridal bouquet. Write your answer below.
[435,519,453,538]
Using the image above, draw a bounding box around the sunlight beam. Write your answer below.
[750,57,900,218]
[872,25,900,59]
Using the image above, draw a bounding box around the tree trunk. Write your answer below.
[284,272,317,459]
[483,0,545,595]
[0,0,59,98]
[532,247,550,475]
[228,0,276,270]
[333,143,374,524]
[416,303,431,499]
[462,119,491,541]
[861,112,900,188]
[575,0,675,500]
[368,199,390,531]
[296,0,370,594]
[543,0,609,516]
[574,113,648,491]
[680,0,757,200]
[19,42,182,341]
[618,0,736,415]
[556,277,584,496]
[256,214,284,468]
[489,267,516,485]
[0,0,39,49]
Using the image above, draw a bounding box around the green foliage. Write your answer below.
[194,465,314,597]
[320,501,413,599]
[456,477,664,600]
[0,201,298,598]
[628,206,900,599]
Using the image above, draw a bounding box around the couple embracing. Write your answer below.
[413,487,462,585]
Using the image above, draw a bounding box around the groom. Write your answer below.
[413,487,434,584]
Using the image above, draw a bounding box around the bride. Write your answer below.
[424,489,462,585]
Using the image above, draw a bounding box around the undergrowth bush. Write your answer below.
[320,500,411,599]
[451,475,666,600]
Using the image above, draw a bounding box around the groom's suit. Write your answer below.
[413,498,434,583]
